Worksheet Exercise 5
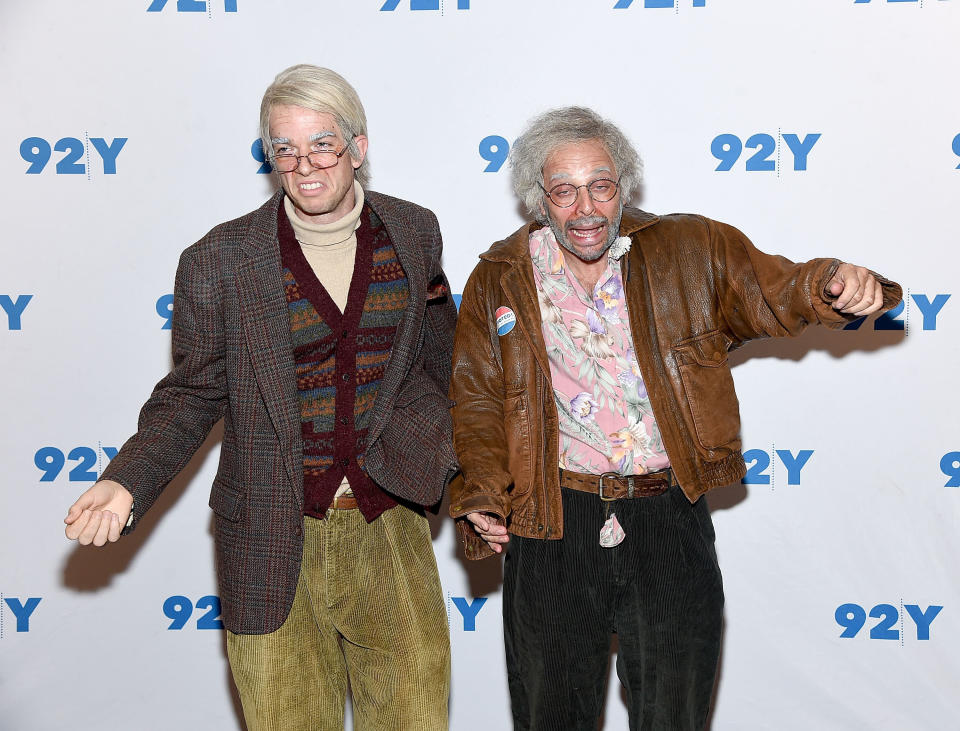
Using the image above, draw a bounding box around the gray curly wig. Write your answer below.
[509,106,643,223]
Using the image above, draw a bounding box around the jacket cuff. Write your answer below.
[448,492,509,520]
[456,517,499,561]
[815,261,903,328]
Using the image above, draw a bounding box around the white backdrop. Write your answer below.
[1,1,958,729]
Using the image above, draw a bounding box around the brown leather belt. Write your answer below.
[328,494,358,510]
[560,467,673,501]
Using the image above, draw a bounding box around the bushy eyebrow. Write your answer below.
[270,131,336,146]
[548,166,612,183]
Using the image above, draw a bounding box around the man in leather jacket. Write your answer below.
[449,106,901,730]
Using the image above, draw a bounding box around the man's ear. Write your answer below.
[351,135,369,168]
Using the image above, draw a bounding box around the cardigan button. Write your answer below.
[341,458,349,467]
[342,373,349,382]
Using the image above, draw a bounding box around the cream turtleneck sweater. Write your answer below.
[283,181,364,313]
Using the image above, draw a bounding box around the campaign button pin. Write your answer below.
[496,306,516,336]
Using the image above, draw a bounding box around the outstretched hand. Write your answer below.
[825,263,884,316]
[64,480,134,546]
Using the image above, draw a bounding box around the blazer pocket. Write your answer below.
[672,330,741,451]
[209,475,245,523]
[394,375,454,409]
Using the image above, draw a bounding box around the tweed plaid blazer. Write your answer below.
[101,190,459,633]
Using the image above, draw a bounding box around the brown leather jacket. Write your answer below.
[449,208,902,560]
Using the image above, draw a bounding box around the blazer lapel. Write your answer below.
[236,193,303,504]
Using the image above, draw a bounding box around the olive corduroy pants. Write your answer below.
[226,505,450,731]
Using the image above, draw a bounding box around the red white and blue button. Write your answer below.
[495,306,516,336]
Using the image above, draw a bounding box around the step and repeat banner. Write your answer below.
[2,1,958,729]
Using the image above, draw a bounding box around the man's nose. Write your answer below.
[573,185,595,216]
[295,154,315,176]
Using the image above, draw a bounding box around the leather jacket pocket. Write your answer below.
[504,387,534,499]
[672,330,741,451]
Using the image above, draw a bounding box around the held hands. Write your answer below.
[64,480,134,546]
[465,511,509,554]
[826,263,884,316]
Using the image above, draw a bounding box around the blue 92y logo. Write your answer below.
[2,597,42,635]
[147,0,237,11]
[252,140,272,174]
[855,0,950,5]
[614,0,706,8]
[35,446,117,482]
[942,452,960,487]
[164,595,224,630]
[380,0,469,10]
[1,295,32,330]
[449,595,487,631]
[20,137,127,176]
[843,293,950,332]
[711,133,820,172]
[479,136,510,172]
[157,294,174,329]
[835,603,942,641]
[741,448,813,486]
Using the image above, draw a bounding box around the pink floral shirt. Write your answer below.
[530,226,670,475]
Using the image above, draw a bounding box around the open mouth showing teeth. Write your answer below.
[570,226,603,239]
[300,182,324,190]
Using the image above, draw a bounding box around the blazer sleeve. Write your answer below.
[100,244,228,531]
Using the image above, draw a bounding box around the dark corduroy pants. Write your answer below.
[503,485,723,731]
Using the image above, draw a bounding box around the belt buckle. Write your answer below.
[598,472,620,502]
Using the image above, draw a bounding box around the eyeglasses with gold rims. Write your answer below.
[539,177,621,208]
[270,145,349,173]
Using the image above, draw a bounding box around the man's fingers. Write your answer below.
[846,278,882,315]
[464,511,509,552]
[831,264,882,313]
[107,513,122,543]
[835,275,863,311]
[480,533,508,553]
[64,511,90,540]
[466,512,507,535]
[466,513,490,532]
[481,532,510,544]
[92,513,113,547]
[64,494,94,524]
[77,511,104,545]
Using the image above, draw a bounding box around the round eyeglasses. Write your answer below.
[270,146,348,173]
[539,178,621,208]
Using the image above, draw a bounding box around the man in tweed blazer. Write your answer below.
[64,65,457,730]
